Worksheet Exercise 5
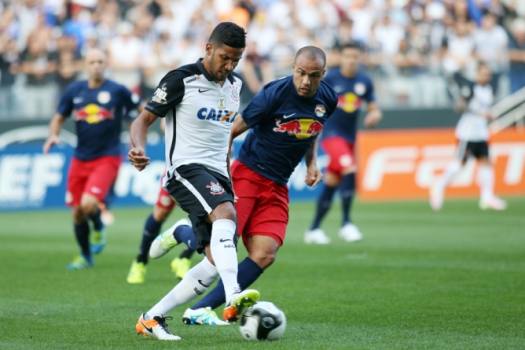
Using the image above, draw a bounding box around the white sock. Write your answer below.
[477,164,494,203]
[210,219,240,303]
[146,257,218,319]
[437,160,461,191]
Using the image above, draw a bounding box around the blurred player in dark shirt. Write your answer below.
[43,48,140,270]
[305,43,382,244]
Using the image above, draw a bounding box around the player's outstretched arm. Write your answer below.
[43,114,66,154]
[129,110,158,171]
[304,137,323,188]
[363,102,382,128]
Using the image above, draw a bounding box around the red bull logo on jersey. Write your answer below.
[273,119,324,139]
[196,108,237,123]
[75,104,113,124]
[338,92,361,113]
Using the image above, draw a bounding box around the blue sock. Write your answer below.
[174,225,197,250]
[341,173,356,225]
[136,214,163,264]
[74,220,91,259]
[310,184,337,230]
[89,208,104,231]
[191,257,263,310]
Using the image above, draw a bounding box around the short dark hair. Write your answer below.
[340,41,363,52]
[477,61,491,72]
[295,46,326,67]
[208,22,246,49]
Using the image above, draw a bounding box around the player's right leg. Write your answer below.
[82,156,121,254]
[476,147,507,210]
[136,256,220,339]
[430,140,467,211]
[65,158,93,270]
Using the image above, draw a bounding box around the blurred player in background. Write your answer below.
[305,42,382,244]
[430,63,507,211]
[151,46,338,326]
[127,120,196,284]
[43,48,141,270]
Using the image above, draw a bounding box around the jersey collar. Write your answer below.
[196,58,234,84]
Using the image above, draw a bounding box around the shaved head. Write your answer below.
[85,48,106,63]
[85,48,106,84]
[294,46,326,67]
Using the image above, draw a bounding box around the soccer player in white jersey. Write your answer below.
[430,63,507,211]
[128,22,260,340]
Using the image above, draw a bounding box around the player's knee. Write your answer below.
[72,206,86,224]
[153,205,171,222]
[211,202,237,222]
[250,250,276,270]
[80,197,98,216]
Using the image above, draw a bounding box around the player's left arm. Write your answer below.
[304,137,323,188]
[363,78,382,128]
[363,102,382,128]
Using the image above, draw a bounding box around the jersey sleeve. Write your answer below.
[56,83,76,117]
[144,70,185,118]
[365,77,376,103]
[121,87,141,121]
[241,83,274,128]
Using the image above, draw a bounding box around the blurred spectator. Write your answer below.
[268,26,295,77]
[442,21,476,78]
[473,13,508,94]
[374,15,405,59]
[509,18,525,93]
[0,36,20,118]
[62,8,95,50]
[141,30,178,99]
[392,38,426,105]
[239,41,274,106]
[20,37,58,118]
[107,22,142,93]
[56,35,82,94]
[0,6,20,40]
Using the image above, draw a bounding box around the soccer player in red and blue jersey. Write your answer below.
[153,46,338,325]
[305,42,382,244]
[43,48,141,270]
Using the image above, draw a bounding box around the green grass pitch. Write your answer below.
[1,198,524,349]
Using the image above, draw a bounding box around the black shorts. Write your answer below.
[457,140,489,161]
[166,164,235,253]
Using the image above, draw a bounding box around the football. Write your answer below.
[239,301,286,341]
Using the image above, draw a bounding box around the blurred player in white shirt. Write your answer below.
[430,63,507,211]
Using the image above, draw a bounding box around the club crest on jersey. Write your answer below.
[197,108,237,123]
[97,91,111,104]
[229,84,240,103]
[354,83,366,96]
[151,83,168,104]
[206,182,224,196]
[273,118,323,139]
[314,104,326,117]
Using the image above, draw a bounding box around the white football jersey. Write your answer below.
[455,83,493,141]
[145,59,243,181]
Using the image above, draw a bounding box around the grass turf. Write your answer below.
[0,198,524,349]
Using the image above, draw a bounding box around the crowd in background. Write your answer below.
[1,0,525,119]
